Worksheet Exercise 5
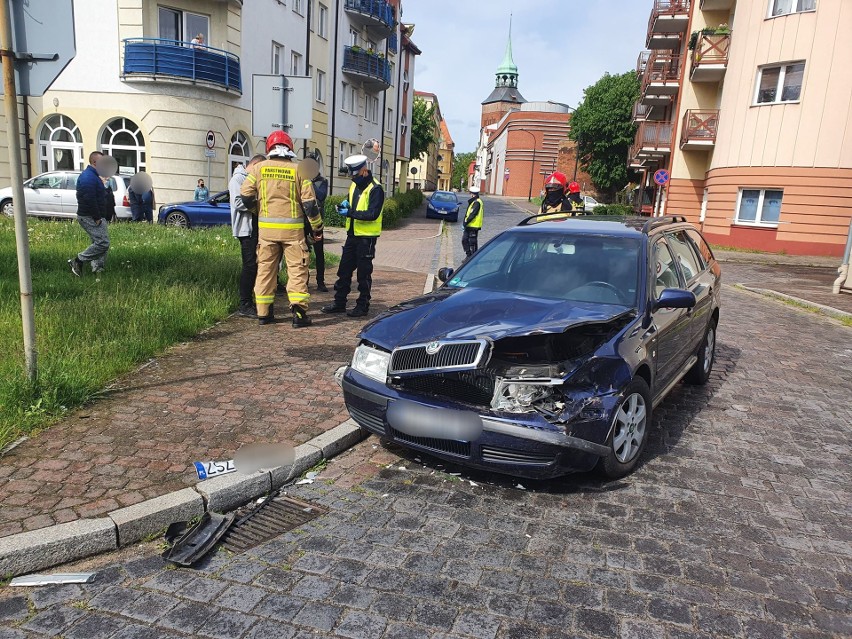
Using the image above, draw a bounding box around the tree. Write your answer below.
[452,151,476,191]
[410,97,438,160]
[568,71,640,198]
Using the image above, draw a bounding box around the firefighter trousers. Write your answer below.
[255,232,310,318]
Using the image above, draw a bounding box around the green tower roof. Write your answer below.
[496,20,517,75]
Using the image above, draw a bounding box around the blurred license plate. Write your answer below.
[386,400,482,441]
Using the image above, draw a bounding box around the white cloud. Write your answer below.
[403,0,650,152]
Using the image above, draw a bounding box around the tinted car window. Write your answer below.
[666,231,702,283]
[685,229,714,267]
[448,232,640,306]
[653,239,681,297]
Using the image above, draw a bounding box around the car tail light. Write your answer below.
[122,194,130,207]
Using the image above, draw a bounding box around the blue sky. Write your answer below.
[403,0,650,153]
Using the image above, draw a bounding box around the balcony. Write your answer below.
[632,102,652,122]
[690,33,730,82]
[647,0,690,49]
[680,110,719,151]
[640,53,682,107]
[342,46,391,91]
[344,0,395,39]
[700,0,734,9]
[630,121,674,162]
[122,38,241,93]
[388,32,398,54]
[637,51,651,75]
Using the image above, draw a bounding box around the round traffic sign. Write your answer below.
[205,130,216,150]
[653,169,670,186]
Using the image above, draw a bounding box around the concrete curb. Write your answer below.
[736,285,852,323]
[0,419,369,577]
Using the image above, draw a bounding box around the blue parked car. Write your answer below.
[338,215,721,480]
[158,190,230,227]
[425,190,460,222]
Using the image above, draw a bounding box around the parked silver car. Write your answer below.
[0,171,132,220]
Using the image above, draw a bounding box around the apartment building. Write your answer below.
[409,90,442,191]
[0,0,415,204]
[437,120,455,192]
[630,0,852,256]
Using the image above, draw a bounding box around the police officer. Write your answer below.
[241,131,323,328]
[462,186,483,257]
[567,181,586,214]
[540,172,571,216]
[321,154,384,318]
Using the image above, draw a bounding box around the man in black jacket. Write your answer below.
[309,170,329,291]
[321,154,384,318]
[69,152,110,276]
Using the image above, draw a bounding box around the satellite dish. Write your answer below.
[297,157,320,182]
[362,138,380,162]
[96,155,118,177]
[129,171,153,193]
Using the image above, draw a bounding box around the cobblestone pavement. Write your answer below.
[2,254,850,637]
[0,268,426,538]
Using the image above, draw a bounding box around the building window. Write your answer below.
[387,108,393,131]
[365,96,379,123]
[755,62,804,104]
[400,114,408,133]
[228,131,252,175]
[349,143,357,157]
[339,141,346,169]
[318,4,328,38]
[308,0,315,30]
[389,62,395,86]
[316,70,326,103]
[293,0,303,16]
[769,0,816,17]
[291,51,302,76]
[158,7,208,46]
[272,42,282,74]
[349,28,359,46]
[341,82,349,112]
[38,114,84,173]
[100,117,146,174]
[736,188,783,226]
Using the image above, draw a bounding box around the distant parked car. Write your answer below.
[0,171,131,220]
[157,191,230,228]
[426,190,461,223]
[584,195,600,211]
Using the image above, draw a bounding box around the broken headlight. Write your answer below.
[491,377,564,415]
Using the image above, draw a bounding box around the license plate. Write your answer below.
[193,459,236,480]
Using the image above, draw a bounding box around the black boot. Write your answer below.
[258,306,275,325]
[291,306,312,328]
[316,281,329,292]
[238,303,257,318]
[346,305,369,318]
[321,302,347,314]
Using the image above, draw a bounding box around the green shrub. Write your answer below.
[324,195,348,227]
[323,189,424,230]
[592,204,633,216]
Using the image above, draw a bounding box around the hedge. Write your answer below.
[590,204,633,216]
[324,188,424,229]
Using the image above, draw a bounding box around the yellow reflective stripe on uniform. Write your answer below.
[258,221,304,229]
[256,295,275,304]
[245,174,257,184]
[288,292,310,302]
[259,180,268,218]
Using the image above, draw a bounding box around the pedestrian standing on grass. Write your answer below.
[194,179,209,201]
[229,154,266,318]
[462,186,483,258]
[128,172,156,223]
[69,152,112,276]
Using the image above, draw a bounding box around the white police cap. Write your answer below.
[344,154,368,172]
[469,186,480,194]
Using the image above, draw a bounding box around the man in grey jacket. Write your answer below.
[229,154,266,317]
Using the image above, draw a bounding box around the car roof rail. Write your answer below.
[517,212,574,226]
[642,215,688,233]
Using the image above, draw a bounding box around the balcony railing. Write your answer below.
[691,33,730,82]
[344,0,395,36]
[630,120,674,161]
[122,38,241,93]
[637,51,651,75]
[640,53,682,105]
[388,32,398,54]
[648,0,691,31]
[681,110,719,149]
[632,102,652,122]
[342,46,391,90]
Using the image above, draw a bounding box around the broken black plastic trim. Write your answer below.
[162,512,235,567]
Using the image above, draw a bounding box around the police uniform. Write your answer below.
[240,155,322,327]
[462,190,483,257]
[321,155,384,318]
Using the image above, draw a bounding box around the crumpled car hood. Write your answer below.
[359,287,634,351]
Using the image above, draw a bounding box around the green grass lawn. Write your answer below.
[0,217,337,449]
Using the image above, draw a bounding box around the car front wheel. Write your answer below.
[1,199,13,218]
[684,319,716,385]
[596,377,651,479]
[164,211,189,228]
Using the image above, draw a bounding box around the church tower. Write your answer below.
[480,18,527,129]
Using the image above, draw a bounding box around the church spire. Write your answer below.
[495,14,518,88]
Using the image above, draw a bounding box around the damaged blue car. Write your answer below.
[338,215,721,479]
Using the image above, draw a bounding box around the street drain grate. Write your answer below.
[219,495,328,553]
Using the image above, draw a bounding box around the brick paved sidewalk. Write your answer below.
[0,267,427,539]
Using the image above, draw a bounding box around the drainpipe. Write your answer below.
[303,0,312,159]
[379,35,388,188]
[391,34,402,195]
[22,95,31,178]
[328,0,341,193]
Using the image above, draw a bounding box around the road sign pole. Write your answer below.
[0,0,37,381]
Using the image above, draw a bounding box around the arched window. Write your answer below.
[38,114,84,173]
[310,148,325,175]
[229,131,252,175]
[100,118,146,174]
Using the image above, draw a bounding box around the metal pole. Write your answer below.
[528,146,536,202]
[207,155,211,194]
[0,1,37,381]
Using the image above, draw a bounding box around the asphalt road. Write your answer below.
[447,195,531,268]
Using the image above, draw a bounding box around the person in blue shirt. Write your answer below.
[194,178,209,201]
[69,151,110,275]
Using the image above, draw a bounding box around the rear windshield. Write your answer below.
[447,232,642,307]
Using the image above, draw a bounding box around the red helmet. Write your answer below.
[543,171,567,191]
[266,130,294,155]
[568,181,581,193]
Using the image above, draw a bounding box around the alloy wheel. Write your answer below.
[612,393,647,463]
[703,326,715,373]
[165,212,188,228]
[1,201,13,218]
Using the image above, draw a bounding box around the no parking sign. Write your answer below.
[654,169,670,186]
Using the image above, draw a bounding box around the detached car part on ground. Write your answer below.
[338,215,721,479]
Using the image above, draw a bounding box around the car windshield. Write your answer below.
[446,231,641,306]
[432,192,457,203]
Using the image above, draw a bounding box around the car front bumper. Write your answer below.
[341,367,611,479]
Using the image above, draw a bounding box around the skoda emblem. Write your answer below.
[425,341,441,355]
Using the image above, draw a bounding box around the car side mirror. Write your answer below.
[654,288,696,311]
[437,267,454,283]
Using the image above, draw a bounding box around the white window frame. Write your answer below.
[293,0,304,16]
[387,108,393,132]
[349,28,359,47]
[735,188,784,227]
[341,82,349,112]
[768,0,816,18]
[271,42,282,75]
[753,62,805,105]
[338,141,346,170]
[316,69,326,103]
[318,4,328,38]
[291,51,302,76]
[308,0,315,31]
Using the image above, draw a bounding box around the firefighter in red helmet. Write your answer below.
[540,172,571,217]
[241,130,323,327]
[567,181,586,214]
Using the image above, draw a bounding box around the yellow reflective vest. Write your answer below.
[347,179,383,237]
[464,198,483,229]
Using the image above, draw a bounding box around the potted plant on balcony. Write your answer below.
[350,44,362,53]
[366,47,375,56]
[689,24,731,51]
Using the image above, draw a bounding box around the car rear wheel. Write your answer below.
[164,211,189,228]
[684,319,716,385]
[596,377,651,479]
[1,199,13,218]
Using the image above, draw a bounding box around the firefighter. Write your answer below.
[321,154,384,318]
[462,186,483,257]
[540,172,571,217]
[567,181,586,214]
[240,131,322,328]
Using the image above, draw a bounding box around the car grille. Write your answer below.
[388,427,471,458]
[390,340,487,374]
[481,445,556,466]
[347,406,385,434]
[395,371,495,407]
